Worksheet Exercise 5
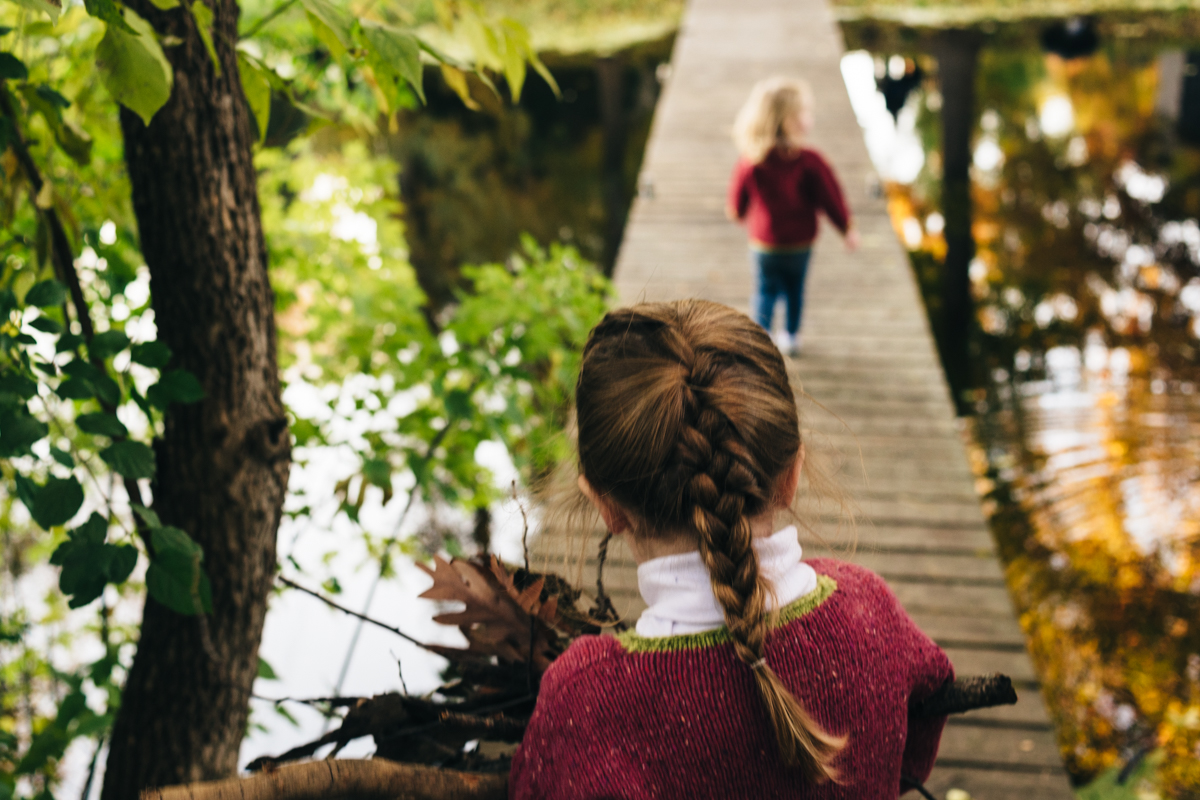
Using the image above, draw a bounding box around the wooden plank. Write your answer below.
[564,0,1076,792]
[936,724,1066,770]
[923,766,1074,800]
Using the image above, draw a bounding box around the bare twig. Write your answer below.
[252,693,363,709]
[79,734,104,800]
[239,0,300,39]
[278,576,440,654]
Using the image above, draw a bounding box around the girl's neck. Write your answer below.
[621,510,779,565]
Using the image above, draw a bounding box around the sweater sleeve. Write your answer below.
[806,151,851,233]
[899,617,955,790]
[727,159,751,220]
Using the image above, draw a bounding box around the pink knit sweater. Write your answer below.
[510,559,953,799]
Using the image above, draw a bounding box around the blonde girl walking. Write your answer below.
[728,77,859,355]
[510,300,951,799]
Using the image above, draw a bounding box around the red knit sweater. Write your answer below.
[510,559,952,799]
[727,148,851,248]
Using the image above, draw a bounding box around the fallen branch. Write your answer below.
[141,759,506,800]
[910,673,1017,719]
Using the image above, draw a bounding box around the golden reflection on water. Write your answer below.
[970,343,1200,789]
[860,22,1200,790]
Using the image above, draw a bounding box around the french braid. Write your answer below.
[576,300,846,781]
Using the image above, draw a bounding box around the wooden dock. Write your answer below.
[601,0,1076,796]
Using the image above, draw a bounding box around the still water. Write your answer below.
[840,15,1200,792]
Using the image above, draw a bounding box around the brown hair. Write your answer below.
[574,299,846,781]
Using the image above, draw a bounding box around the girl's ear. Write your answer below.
[578,475,632,535]
[773,445,805,509]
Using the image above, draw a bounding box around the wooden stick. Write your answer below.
[909,673,1018,719]
[141,759,506,800]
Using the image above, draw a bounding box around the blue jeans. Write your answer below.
[753,249,812,336]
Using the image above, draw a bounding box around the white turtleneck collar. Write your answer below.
[634,526,818,637]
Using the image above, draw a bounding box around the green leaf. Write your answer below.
[35,85,69,108]
[50,446,74,468]
[498,20,527,102]
[54,117,94,166]
[29,316,62,334]
[362,457,390,489]
[130,340,171,368]
[147,369,204,408]
[189,1,220,76]
[49,514,137,607]
[147,0,180,8]
[257,657,278,680]
[95,7,174,126]
[7,0,61,22]
[84,0,137,33]
[0,53,27,80]
[92,372,121,406]
[63,357,104,382]
[0,409,48,457]
[0,289,16,319]
[107,543,137,583]
[13,473,37,511]
[57,332,85,353]
[21,84,93,166]
[130,384,154,420]
[76,412,128,438]
[147,526,212,615]
[30,476,84,529]
[100,440,156,479]
[237,53,271,141]
[300,0,353,58]
[357,22,423,107]
[132,503,162,528]
[89,329,130,360]
[24,280,68,308]
[0,372,38,403]
[55,377,94,400]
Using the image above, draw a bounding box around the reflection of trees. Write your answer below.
[863,30,1200,790]
[391,42,669,313]
[933,31,981,411]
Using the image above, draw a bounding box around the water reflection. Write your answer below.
[841,19,1200,791]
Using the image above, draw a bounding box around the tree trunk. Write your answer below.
[100,1,291,797]
[933,31,980,414]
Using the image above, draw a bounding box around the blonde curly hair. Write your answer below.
[733,76,814,164]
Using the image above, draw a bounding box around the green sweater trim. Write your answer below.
[615,574,838,654]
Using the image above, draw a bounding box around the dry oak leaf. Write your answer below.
[417,555,560,671]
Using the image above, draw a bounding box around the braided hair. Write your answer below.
[575,299,846,781]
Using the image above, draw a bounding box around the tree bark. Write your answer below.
[933,31,981,414]
[100,1,291,797]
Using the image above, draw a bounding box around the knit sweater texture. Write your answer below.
[509,559,953,799]
[727,147,851,248]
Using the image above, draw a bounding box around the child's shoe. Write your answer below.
[773,331,797,356]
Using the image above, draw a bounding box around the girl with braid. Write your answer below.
[510,300,952,799]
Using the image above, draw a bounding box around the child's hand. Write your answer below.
[844,228,860,252]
